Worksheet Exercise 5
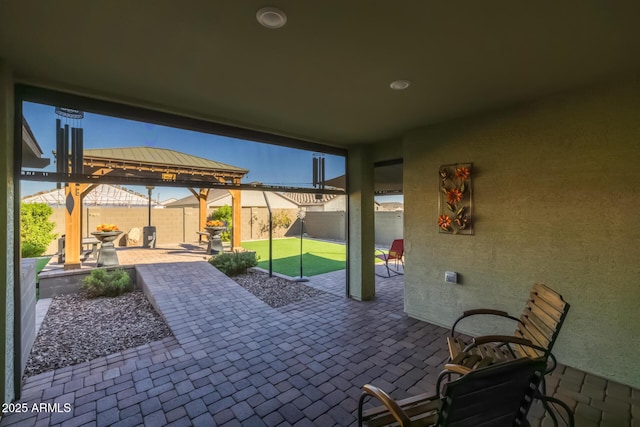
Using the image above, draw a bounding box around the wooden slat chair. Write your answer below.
[447,284,570,374]
[375,239,405,277]
[358,357,569,427]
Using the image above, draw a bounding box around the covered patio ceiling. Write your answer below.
[1,1,639,147]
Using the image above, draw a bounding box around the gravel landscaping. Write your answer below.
[25,290,172,377]
[26,269,324,378]
[233,270,325,308]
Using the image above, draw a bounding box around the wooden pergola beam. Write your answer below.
[63,182,91,269]
[64,169,113,270]
[83,157,245,181]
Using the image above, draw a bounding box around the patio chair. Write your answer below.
[447,283,570,375]
[358,356,573,426]
[375,239,404,277]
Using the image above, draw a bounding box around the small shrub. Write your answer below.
[209,251,258,276]
[82,268,132,298]
[21,203,58,258]
[22,242,43,259]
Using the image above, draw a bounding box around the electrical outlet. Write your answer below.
[445,271,458,284]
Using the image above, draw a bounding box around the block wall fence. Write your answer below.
[41,207,404,255]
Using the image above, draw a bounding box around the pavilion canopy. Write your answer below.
[81,147,248,185]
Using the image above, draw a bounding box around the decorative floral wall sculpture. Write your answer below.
[438,163,473,235]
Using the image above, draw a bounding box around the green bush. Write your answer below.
[209,251,258,276]
[209,205,232,242]
[81,268,132,298]
[21,203,58,258]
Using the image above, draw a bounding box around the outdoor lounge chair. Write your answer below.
[375,239,404,277]
[358,356,574,426]
[447,283,570,375]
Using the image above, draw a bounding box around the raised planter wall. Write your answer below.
[20,259,37,378]
[38,266,137,299]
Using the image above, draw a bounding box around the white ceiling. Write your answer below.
[2,1,640,147]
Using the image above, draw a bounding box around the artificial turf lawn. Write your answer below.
[241,238,346,277]
[35,256,51,283]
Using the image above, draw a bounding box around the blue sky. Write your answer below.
[21,102,346,202]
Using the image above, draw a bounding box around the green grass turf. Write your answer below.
[35,256,50,283]
[241,238,346,277]
[35,256,51,301]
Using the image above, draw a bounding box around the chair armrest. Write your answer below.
[463,308,509,317]
[465,335,547,353]
[443,363,472,376]
[450,309,521,336]
[358,384,412,427]
[538,395,575,427]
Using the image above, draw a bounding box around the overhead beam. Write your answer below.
[81,157,246,181]
[21,171,345,195]
[16,84,347,156]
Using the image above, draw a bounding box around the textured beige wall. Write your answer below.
[375,211,404,248]
[303,211,346,241]
[0,60,15,402]
[348,146,376,301]
[45,207,201,253]
[403,77,640,388]
[43,206,300,253]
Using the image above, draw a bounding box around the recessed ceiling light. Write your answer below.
[256,7,287,29]
[390,80,411,90]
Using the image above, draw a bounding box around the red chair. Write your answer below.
[375,239,404,277]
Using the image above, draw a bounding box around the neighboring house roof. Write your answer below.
[166,190,299,209]
[166,189,230,207]
[22,184,163,208]
[377,202,404,211]
[159,198,178,206]
[22,117,50,168]
[281,192,338,206]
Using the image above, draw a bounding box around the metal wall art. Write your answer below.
[438,163,473,235]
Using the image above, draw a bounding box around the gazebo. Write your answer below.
[62,146,248,269]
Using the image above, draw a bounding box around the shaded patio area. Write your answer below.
[3,248,637,426]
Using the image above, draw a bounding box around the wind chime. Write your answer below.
[55,107,84,183]
[312,153,325,198]
[55,107,86,269]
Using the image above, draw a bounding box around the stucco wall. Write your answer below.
[0,60,15,403]
[374,211,404,248]
[403,77,640,388]
[303,211,346,241]
[19,259,36,378]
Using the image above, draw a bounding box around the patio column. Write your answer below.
[347,145,375,301]
[198,188,209,232]
[229,187,242,250]
[0,59,16,403]
[64,183,84,270]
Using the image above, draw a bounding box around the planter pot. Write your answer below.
[204,227,226,255]
[91,231,123,267]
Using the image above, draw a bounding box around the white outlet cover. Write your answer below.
[445,271,458,284]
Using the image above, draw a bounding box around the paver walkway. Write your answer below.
[2,250,638,426]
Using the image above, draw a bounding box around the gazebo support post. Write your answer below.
[63,183,84,270]
[230,187,242,250]
[189,188,210,244]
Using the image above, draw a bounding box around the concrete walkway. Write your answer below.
[2,250,638,426]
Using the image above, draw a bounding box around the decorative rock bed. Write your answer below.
[233,270,325,308]
[26,269,324,377]
[25,290,172,377]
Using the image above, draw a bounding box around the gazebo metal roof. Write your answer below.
[82,147,248,183]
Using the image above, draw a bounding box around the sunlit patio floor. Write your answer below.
[3,245,638,426]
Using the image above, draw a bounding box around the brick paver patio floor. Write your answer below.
[2,245,638,426]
